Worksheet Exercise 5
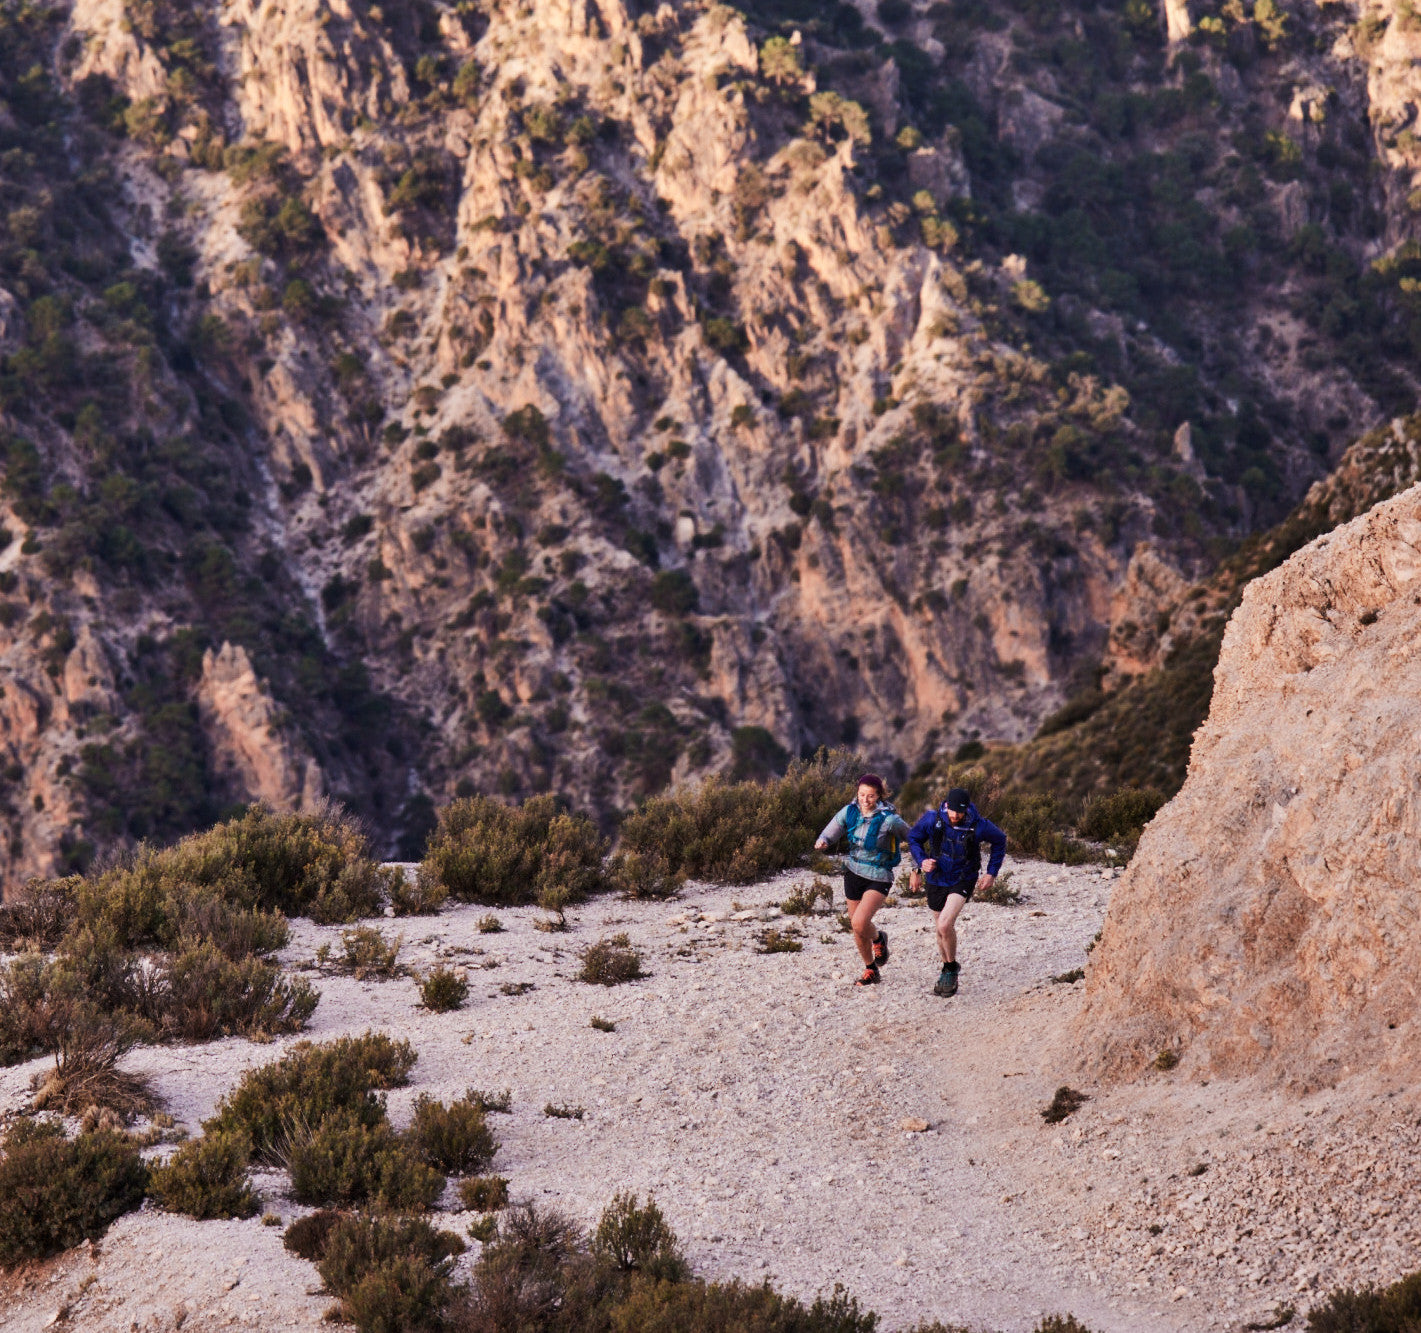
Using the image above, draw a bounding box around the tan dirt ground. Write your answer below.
[1,857,1416,1332]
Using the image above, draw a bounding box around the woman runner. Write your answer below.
[814,773,912,986]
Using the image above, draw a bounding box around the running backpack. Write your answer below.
[843,803,903,870]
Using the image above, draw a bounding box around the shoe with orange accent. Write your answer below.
[872,929,889,966]
[855,965,881,986]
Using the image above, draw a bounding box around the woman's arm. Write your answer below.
[814,806,849,851]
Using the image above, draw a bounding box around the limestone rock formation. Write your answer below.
[197,643,326,812]
[1080,484,1421,1086]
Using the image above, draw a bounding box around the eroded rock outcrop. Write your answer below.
[1081,485,1421,1086]
[197,643,326,812]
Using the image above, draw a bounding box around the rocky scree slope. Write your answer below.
[7,0,1421,881]
[1079,481,1421,1085]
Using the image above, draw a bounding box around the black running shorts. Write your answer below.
[926,879,974,913]
[843,869,890,902]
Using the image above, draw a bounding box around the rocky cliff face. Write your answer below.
[6,0,1421,884]
[1079,482,1421,1086]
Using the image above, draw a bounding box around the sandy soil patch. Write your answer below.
[1,857,1416,1332]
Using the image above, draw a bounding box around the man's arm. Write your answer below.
[907,811,934,868]
[979,817,1007,877]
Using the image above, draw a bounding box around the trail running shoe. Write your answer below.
[872,929,889,967]
[855,965,881,986]
[933,965,959,998]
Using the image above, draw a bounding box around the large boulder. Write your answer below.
[1079,484,1421,1088]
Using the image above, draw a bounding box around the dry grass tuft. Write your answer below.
[30,1011,157,1121]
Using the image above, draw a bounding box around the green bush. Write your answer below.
[419,966,469,1012]
[0,952,66,1067]
[458,1175,509,1212]
[591,1192,686,1280]
[286,1108,445,1210]
[391,868,449,917]
[579,934,643,985]
[615,748,859,891]
[421,794,609,906]
[204,1032,417,1162]
[285,1208,343,1261]
[1078,787,1165,848]
[148,1130,260,1219]
[607,848,683,900]
[607,1280,877,1331]
[1035,1318,1097,1333]
[1305,1271,1421,1332]
[408,1094,496,1174]
[161,940,318,1039]
[0,1121,147,1267]
[450,1195,878,1330]
[0,876,79,949]
[338,926,403,979]
[317,1214,466,1333]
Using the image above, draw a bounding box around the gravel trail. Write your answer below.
[2,857,1416,1332]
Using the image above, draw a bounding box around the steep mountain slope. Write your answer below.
[5,0,1421,883]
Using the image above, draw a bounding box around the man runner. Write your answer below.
[907,786,1006,996]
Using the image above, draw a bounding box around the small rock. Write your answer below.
[900,1117,930,1133]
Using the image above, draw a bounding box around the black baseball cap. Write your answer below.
[945,787,971,813]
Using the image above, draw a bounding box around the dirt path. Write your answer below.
[2,859,1417,1332]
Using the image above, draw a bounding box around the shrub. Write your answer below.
[111,802,395,926]
[339,926,404,979]
[148,1130,260,1219]
[0,1122,147,1267]
[1306,1272,1421,1332]
[1154,1049,1180,1071]
[467,1213,498,1242]
[0,953,67,1068]
[317,1214,465,1333]
[976,871,1021,906]
[616,747,859,892]
[458,1175,509,1212]
[1078,787,1165,848]
[476,914,503,933]
[1041,1086,1089,1124]
[782,879,833,915]
[204,1032,417,1162]
[160,941,319,1039]
[591,1192,686,1280]
[579,934,643,985]
[756,928,802,954]
[590,1015,616,1032]
[544,1103,584,1119]
[0,876,78,949]
[420,966,469,1012]
[391,868,449,916]
[606,1279,876,1331]
[607,848,683,900]
[1036,1319,1097,1333]
[285,1208,343,1261]
[286,1108,445,1210]
[467,1088,511,1114]
[29,1008,156,1120]
[421,795,609,906]
[408,1094,496,1174]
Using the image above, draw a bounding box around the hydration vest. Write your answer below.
[930,813,980,879]
[843,802,904,871]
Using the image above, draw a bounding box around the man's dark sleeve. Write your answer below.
[979,817,1007,876]
[907,811,934,867]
